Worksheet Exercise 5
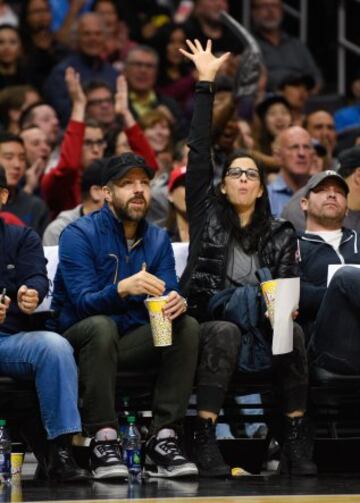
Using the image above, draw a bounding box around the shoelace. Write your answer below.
[96,442,121,459]
[157,438,185,459]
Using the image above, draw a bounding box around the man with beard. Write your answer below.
[51,152,199,480]
[297,170,360,374]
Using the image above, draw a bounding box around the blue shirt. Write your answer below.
[267,175,294,218]
[334,104,360,133]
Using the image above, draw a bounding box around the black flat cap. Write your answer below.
[102,152,154,186]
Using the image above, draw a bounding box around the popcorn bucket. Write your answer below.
[145,296,172,347]
[260,279,277,328]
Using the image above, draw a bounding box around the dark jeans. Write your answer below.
[309,267,360,374]
[63,314,199,435]
[197,320,308,415]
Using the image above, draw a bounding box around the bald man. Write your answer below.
[267,126,314,217]
[44,13,118,126]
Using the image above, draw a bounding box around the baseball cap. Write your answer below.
[168,166,186,192]
[0,165,7,189]
[101,152,155,186]
[278,73,315,91]
[304,170,349,197]
[337,145,360,178]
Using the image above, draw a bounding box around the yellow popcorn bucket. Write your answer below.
[260,279,277,328]
[145,296,172,347]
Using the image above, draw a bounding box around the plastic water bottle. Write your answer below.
[0,420,11,484]
[122,416,142,479]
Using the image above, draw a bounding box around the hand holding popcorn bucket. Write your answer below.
[260,279,277,328]
[145,296,172,347]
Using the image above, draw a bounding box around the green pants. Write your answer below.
[63,314,199,435]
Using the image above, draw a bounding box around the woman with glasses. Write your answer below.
[180,40,317,478]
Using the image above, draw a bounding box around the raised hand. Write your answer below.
[114,75,135,128]
[179,39,230,82]
[65,66,86,106]
[23,158,46,194]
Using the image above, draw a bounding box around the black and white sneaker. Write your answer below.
[90,438,128,480]
[144,429,198,478]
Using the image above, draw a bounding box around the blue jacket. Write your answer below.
[51,205,179,334]
[0,219,49,334]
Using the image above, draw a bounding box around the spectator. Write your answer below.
[179,39,316,478]
[280,141,331,232]
[167,165,188,242]
[0,164,87,482]
[251,0,322,92]
[20,102,60,153]
[0,132,49,235]
[304,110,337,165]
[0,25,28,89]
[124,45,187,140]
[297,169,360,373]
[278,73,314,126]
[0,84,40,134]
[19,0,69,91]
[254,94,292,156]
[44,12,118,126]
[92,0,137,71]
[43,158,106,246]
[334,72,360,133]
[183,0,242,54]
[51,152,200,480]
[41,67,106,216]
[140,109,174,173]
[84,80,116,133]
[267,126,313,217]
[153,23,196,113]
[20,125,51,195]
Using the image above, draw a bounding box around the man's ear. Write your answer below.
[220,185,226,194]
[102,185,112,203]
[300,197,308,212]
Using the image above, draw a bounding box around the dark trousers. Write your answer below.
[310,266,360,374]
[63,314,199,435]
[197,320,308,415]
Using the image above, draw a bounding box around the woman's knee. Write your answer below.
[200,320,241,351]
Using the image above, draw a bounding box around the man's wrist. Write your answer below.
[117,279,128,298]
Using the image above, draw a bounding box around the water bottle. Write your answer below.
[0,420,11,484]
[122,416,142,479]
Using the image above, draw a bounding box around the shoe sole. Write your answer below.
[144,458,198,479]
[91,466,129,480]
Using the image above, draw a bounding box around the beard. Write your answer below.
[112,194,149,222]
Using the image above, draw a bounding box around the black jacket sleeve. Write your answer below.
[186,81,216,246]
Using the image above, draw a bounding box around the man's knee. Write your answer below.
[330,266,359,294]
[75,315,119,352]
[30,331,74,357]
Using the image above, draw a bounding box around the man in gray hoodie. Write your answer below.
[43,159,105,246]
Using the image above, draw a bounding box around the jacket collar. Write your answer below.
[298,227,357,247]
[100,204,148,240]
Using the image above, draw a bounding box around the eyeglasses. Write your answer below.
[225,167,260,181]
[87,97,113,107]
[83,139,106,149]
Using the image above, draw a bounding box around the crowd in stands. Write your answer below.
[0,0,360,483]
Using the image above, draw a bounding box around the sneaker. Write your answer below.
[144,429,198,478]
[193,418,230,478]
[90,438,128,480]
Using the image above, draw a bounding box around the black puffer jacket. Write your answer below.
[180,82,298,322]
